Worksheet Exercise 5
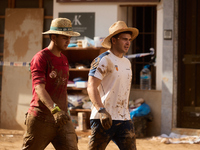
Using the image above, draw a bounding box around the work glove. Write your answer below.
[51,106,70,128]
[99,108,112,130]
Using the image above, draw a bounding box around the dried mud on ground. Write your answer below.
[0,129,199,150]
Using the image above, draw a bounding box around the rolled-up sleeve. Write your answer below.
[30,53,47,87]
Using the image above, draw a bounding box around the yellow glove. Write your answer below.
[51,105,70,127]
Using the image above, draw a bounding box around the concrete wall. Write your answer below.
[161,0,174,134]
[156,1,163,90]
[1,9,43,130]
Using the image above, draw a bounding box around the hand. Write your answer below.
[53,110,70,128]
[99,109,112,130]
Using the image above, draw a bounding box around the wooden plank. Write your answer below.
[172,128,200,136]
[8,0,15,8]
[8,0,12,8]
[44,16,53,19]
[67,47,103,51]
[39,0,43,8]
[57,0,160,2]
[70,109,91,112]
[67,87,87,90]
[43,34,49,38]
[11,0,15,8]
[69,68,90,71]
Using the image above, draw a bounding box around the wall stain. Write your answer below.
[13,34,29,58]
[4,9,43,60]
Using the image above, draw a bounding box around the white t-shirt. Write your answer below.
[89,50,132,120]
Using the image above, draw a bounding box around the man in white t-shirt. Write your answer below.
[87,21,139,150]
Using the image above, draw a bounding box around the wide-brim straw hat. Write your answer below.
[101,21,139,48]
[43,18,80,37]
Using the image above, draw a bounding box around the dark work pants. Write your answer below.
[21,114,78,150]
[88,119,137,150]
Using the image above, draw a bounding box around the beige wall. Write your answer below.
[1,9,43,130]
[53,2,118,37]
[156,1,163,90]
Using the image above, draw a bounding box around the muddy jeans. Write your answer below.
[21,114,78,150]
[88,119,137,150]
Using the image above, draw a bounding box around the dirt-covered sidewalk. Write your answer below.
[0,129,199,150]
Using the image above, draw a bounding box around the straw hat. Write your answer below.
[43,18,80,37]
[101,21,139,48]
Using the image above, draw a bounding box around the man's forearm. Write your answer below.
[87,76,104,111]
[87,87,104,111]
[35,84,55,111]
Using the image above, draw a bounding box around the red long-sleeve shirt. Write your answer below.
[28,48,69,122]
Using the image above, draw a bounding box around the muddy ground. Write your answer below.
[0,129,199,150]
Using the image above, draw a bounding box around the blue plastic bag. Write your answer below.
[130,103,151,119]
[68,43,77,47]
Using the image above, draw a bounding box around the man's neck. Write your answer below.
[110,49,124,58]
[47,42,61,57]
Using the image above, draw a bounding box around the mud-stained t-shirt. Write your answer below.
[28,48,69,122]
[89,50,132,121]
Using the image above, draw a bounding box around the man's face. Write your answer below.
[113,33,132,54]
[54,34,71,51]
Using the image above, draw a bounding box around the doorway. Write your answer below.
[177,0,200,128]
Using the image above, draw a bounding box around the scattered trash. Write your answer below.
[88,135,91,139]
[68,93,88,108]
[132,112,153,138]
[129,98,153,138]
[1,134,14,138]
[130,102,151,119]
[82,101,92,109]
[151,132,200,144]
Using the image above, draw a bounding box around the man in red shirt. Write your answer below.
[22,18,80,150]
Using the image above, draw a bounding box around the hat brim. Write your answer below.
[101,28,139,49]
[42,30,80,37]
